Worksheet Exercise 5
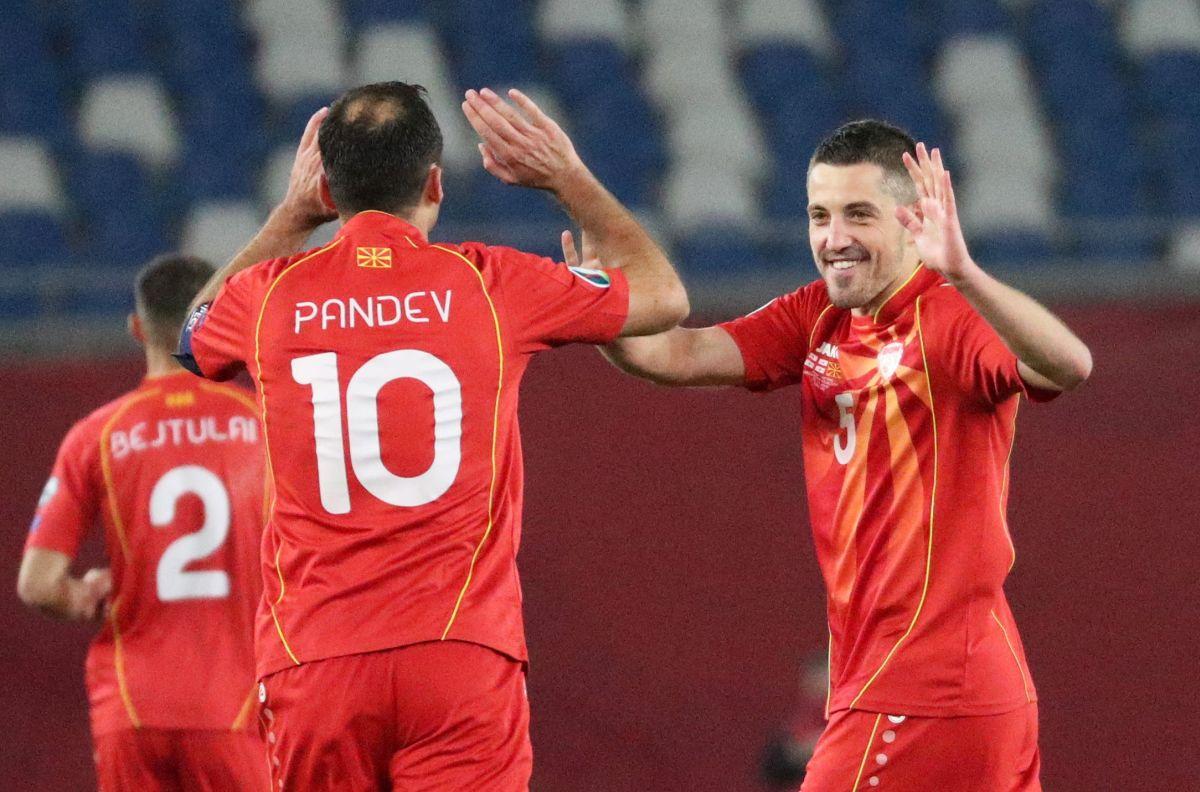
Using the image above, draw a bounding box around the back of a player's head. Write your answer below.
[810,120,918,203]
[134,254,215,350]
[319,82,444,216]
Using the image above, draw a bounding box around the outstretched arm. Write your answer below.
[463,88,688,336]
[560,230,745,386]
[188,107,338,314]
[17,549,110,622]
[896,144,1093,391]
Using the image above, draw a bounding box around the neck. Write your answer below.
[853,257,922,318]
[339,205,436,237]
[144,346,185,378]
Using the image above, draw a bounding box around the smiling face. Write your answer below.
[807,162,918,315]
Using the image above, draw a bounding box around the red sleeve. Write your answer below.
[469,244,630,354]
[25,419,101,557]
[183,266,263,381]
[923,289,1059,405]
[718,284,827,392]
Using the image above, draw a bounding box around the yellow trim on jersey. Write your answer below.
[871,263,924,323]
[98,390,163,561]
[808,304,836,351]
[108,599,142,728]
[1000,406,1019,572]
[849,296,937,710]
[253,238,343,666]
[851,712,883,790]
[426,243,505,641]
[230,683,258,730]
[825,628,833,720]
[991,609,1034,703]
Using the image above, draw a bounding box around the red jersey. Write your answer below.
[183,211,629,678]
[26,371,266,735]
[720,265,1056,718]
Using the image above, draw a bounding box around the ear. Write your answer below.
[128,313,146,347]
[424,164,444,205]
[319,174,335,213]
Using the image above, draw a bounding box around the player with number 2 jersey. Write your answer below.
[20,255,267,791]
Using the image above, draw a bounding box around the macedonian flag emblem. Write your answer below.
[356,246,392,269]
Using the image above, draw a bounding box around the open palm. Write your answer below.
[895,143,974,280]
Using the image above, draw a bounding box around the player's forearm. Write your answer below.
[950,264,1093,390]
[602,326,744,387]
[189,205,318,313]
[17,569,90,621]
[552,167,689,334]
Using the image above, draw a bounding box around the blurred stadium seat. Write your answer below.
[1,0,1195,327]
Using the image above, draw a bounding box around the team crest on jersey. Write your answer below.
[877,341,905,380]
[356,246,392,269]
[568,266,611,288]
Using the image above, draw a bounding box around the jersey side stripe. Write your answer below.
[424,242,505,642]
[253,239,343,666]
[851,713,883,790]
[991,609,1034,703]
[107,599,142,728]
[849,296,937,709]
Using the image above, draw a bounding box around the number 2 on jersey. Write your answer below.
[151,465,231,602]
[291,350,464,515]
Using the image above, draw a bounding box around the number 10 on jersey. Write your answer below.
[291,350,464,514]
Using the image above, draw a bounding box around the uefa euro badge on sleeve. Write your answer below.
[567,266,612,288]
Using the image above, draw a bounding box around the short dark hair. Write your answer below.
[319,82,443,215]
[810,120,918,202]
[135,254,214,349]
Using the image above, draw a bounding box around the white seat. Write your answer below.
[354,24,474,172]
[934,37,1033,109]
[1166,223,1200,273]
[258,36,347,101]
[260,144,299,208]
[738,0,835,58]
[246,0,343,42]
[79,75,179,167]
[1121,0,1200,58]
[663,166,759,231]
[181,201,265,265]
[639,0,725,42]
[644,39,740,105]
[954,106,1058,182]
[539,0,627,43]
[0,138,61,210]
[959,171,1055,237]
[666,99,768,180]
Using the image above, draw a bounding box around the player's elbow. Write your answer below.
[1060,346,1094,391]
[16,568,53,610]
[643,282,690,335]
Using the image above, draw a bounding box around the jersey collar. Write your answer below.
[853,264,943,329]
[335,210,428,247]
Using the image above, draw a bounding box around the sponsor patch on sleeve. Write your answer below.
[568,266,612,288]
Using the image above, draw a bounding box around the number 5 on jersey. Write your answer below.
[834,391,856,465]
[291,350,464,515]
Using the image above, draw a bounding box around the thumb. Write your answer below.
[895,205,921,235]
[561,230,578,267]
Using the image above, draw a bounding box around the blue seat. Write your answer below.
[675,227,764,276]
[762,175,810,222]
[1140,52,1200,121]
[548,41,630,104]
[176,146,260,203]
[932,0,1011,37]
[0,287,40,318]
[0,211,72,267]
[971,232,1056,266]
[344,0,425,29]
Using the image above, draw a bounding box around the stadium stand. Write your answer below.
[1,0,1198,333]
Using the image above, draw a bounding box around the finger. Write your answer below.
[895,205,921,234]
[561,230,578,267]
[478,143,516,184]
[580,231,597,262]
[465,90,529,149]
[942,168,958,217]
[508,88,559,134]
[901,152,927,196]
[915,142,936,198]
[463,99,519,160]
[299,106,328,151]
[479,87,538,137]
[930,147,947,204]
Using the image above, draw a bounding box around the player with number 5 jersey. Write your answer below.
[19,255,268,791]
[178,82,687,790]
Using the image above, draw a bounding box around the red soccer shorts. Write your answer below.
[94,728,267,791]
[800,703,1040,791]
[258,640,531,791]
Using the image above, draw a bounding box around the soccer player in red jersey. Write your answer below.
[176,82,688,790]
[597,121,1093,791]
[18,255,269,791]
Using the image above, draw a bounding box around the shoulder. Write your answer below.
[195,380,259,416]
[58,388,142,455]
[229,241,344,293]
[915,282,983,334]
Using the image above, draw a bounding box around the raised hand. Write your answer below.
[895,143,977,282]
[560,229,600,269]
[76,567,112,622]
[280,107,339,230]
[463,88,586,192]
